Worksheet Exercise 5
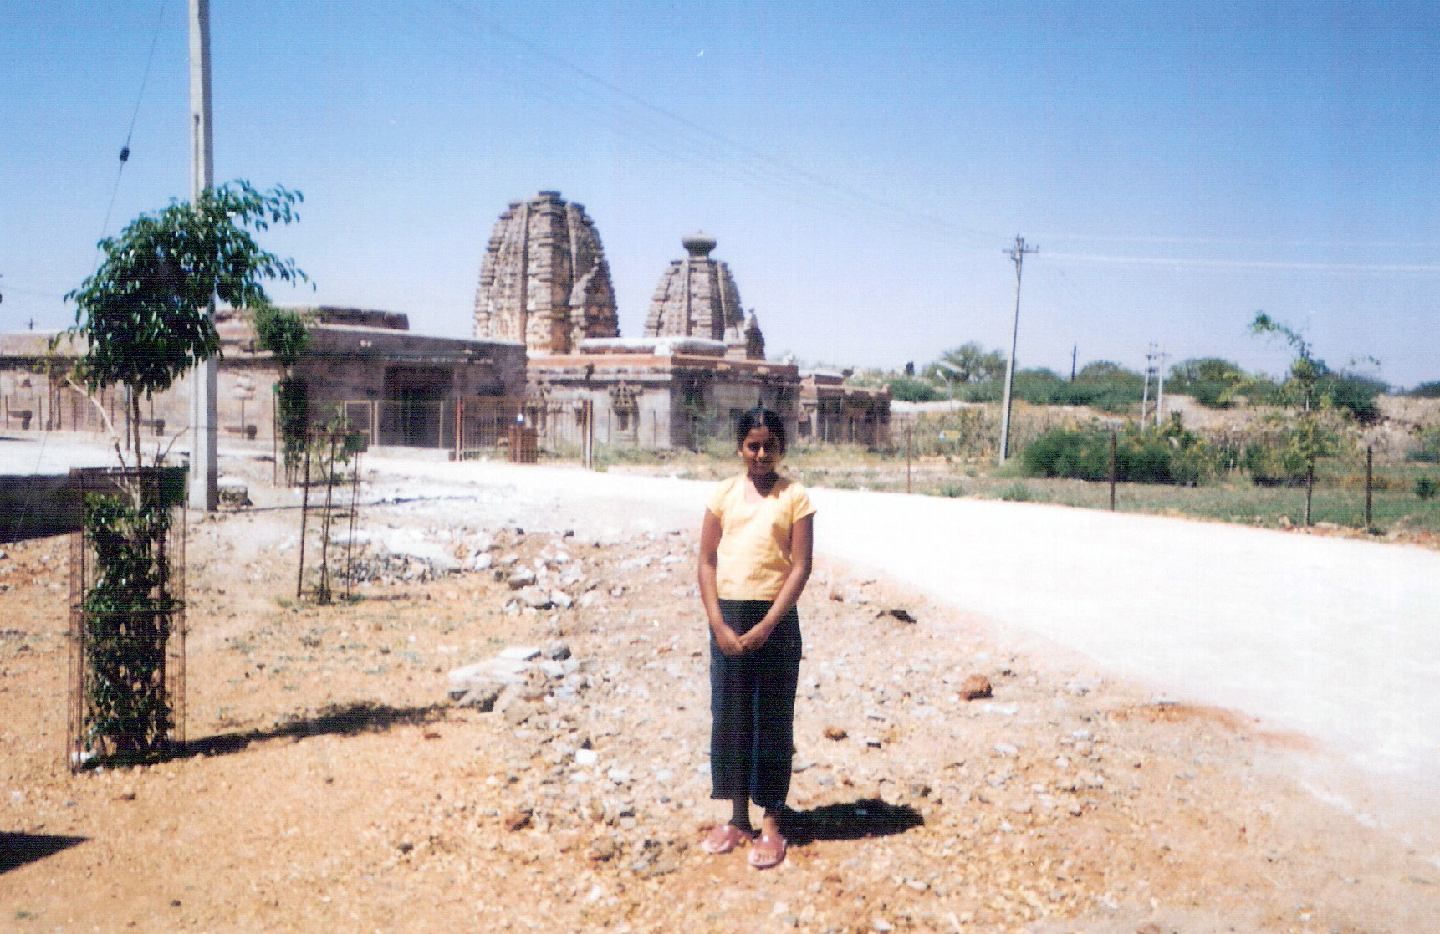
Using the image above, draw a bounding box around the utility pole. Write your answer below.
[1155,346,1166,428]
[998,235,1038,465]
[1070,345,1077,382]
[1141,344,1155,427]
[188,0,218,510]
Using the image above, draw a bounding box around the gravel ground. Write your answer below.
[2,439,1439,932]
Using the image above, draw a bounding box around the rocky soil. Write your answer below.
[2,455,1439,933]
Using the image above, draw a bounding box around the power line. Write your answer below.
[387,1,999,249]
[95,0,171,259]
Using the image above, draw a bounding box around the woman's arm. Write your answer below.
[737,512,814,654]
[699,509,745,656]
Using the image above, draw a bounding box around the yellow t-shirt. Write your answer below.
[706,475,815,600]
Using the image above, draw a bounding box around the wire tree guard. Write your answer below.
[67,467,187,769]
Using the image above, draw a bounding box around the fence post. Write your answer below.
[455,397,463,461]
[1365,444,1373,530]
[905,425,912,494]
[297,434,311,601]
[1109,431,1117,511]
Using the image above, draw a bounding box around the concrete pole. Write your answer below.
[998,235,1036,465]
[188,0,218,510]
[1156,348,1166,428]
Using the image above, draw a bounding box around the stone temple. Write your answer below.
[477,192,889,450]
[474,191,618,355]
[645,232,764,360]
[0,190,887,460]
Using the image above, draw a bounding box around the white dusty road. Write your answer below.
[9,437,1440,848]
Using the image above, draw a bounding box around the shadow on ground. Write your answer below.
[0,833,88,874]
[781,798,924,845]
[177,701,448,760]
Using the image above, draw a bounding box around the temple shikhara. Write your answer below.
[1,190,888,454]
[477,191,889,450]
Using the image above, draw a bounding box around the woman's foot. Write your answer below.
[747,830,786,869]
[700,823,753,855]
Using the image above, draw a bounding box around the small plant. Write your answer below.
[62,181,306,765]
[77,468,185,759]
[1417,475,1438,501]
[255,306,313,483]
[933,482,966,498]
[999,482,1035,502]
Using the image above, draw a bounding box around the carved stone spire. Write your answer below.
[474,191,619,354]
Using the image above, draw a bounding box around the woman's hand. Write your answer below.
[712,622,746,657]
[737,620,776,654]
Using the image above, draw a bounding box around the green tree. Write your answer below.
[1167,357,1249,408]
[253,305,313,479]
[62,181,306,762]
[65,181,307,462]
[1250,313,1348,524]
[926,342,1006,387]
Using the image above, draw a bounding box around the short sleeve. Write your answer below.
[787,483,815,525]
[705,477,733,518]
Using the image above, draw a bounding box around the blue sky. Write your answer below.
[3,0,1438,386]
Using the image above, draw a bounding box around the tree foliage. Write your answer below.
[253,305,311,369]
[926,342,1006,385]
[254,306,314,479]
[1166,357,1252,408]
[65,181,307,458]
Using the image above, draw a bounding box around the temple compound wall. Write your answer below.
[0,309,526,451]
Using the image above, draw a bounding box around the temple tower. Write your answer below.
[474,191,619,355]
[644,232,761,358]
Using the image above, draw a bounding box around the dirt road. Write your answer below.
[364,454,1440,860]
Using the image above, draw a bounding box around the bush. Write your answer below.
[1417,475,1438,501]
[1409,428,1440,463]
[1020,422,1216,484]
[999,482,1035,502]
[885,376,944,402]
[1319,372,1385,425]
[1409,381,1440,398]
[1242,441,1308,486]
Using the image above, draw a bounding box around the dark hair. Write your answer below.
[735,407,786,452]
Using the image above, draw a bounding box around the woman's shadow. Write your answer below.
[779,798,923,845]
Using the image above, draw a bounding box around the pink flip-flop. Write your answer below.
[748,831,787,869]
[700,823,753,855]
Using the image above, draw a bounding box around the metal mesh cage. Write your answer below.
[66,467,186,769]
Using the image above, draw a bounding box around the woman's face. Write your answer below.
[739,426,783,478]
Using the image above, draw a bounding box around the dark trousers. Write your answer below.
[709,599,802,810]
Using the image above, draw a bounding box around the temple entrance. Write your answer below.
[382,366,451,447]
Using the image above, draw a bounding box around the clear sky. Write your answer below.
[3,1,1438,387]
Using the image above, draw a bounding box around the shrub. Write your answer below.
[1319,372,1385,425]
[886,376,944,402]
[1242,441,1308,486]
[1417,475,1438,501]
[1020,422,1216,484]
[999,482,1035,502]
[1405,426,1440,464]
[1409,381,1440,398]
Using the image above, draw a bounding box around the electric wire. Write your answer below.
[9,0,171,543]
[382,0,998,249]
[95,0,169,259]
